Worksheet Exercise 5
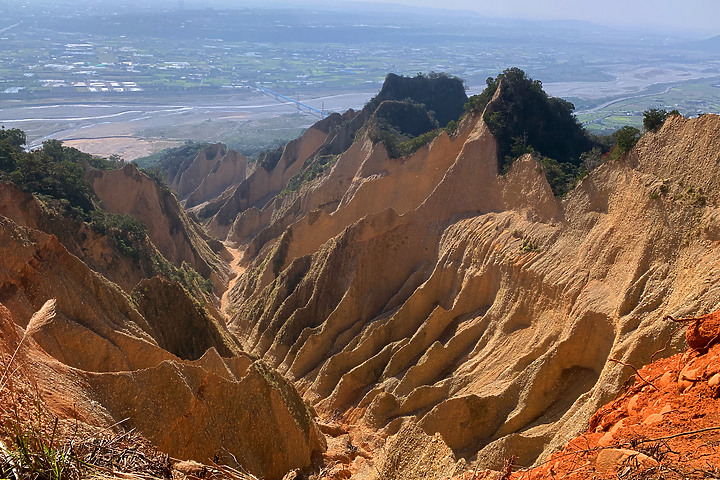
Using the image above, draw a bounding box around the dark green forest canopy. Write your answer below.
[358,69,612,193]
[0,130,213,293]
[467,67,594,173]
[133,141,213,177]
[367,72,468,128]
[0,132,155,261]
[361,73,467,160]
[0,131,119,214]
[258,145,285,172]
[373,99,439,138]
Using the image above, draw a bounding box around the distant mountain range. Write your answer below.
[686,35,720,52]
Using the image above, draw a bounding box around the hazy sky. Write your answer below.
[349,0,720,34]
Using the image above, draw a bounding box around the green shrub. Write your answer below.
[643,108,668,132]
[366,99,443,159]
[393,130,442,158]
[140,167,171,192]
[10,153,94,214]
[283,154,338,194]
[155,257,213,295]
[2,135,125,214]
[88,211,148,261]
[258,145,285,172]
[538,156,587,197]
[520,238,540,252]
[366,72,467,127]
[677,187,707,207]
[612,126,642,156]
[444,120,459,136]
[0,127,26,173]
[0,415,76,480]
[464,75,501,114]
[369,126,442,160]
[372,99,439,137]
[478,68,593,173]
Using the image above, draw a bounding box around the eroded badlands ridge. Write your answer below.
[0,166,324,480]
[2,80,720,480]
[214,108,720,477]
[495,311,720,480]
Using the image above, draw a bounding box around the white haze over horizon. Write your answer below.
[285,0,720,36]
[381,0,718,35]
[31,0,720,36]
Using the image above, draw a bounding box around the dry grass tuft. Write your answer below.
[0,331,265,480]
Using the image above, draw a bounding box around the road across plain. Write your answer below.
[0,90,376,151]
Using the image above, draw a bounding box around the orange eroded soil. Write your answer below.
[509,317,720,480]
[451,313,720,480]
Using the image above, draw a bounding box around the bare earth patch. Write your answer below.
[450,312,720,480]
[63,137,181,162]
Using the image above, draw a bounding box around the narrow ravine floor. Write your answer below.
[220,244,246,316]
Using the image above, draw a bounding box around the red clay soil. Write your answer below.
[456,312,720,480]
[682,310,720,350]
[518,312,720,480]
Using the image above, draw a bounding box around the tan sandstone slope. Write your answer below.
[0,214,325,480]
[196,109,363,240]
[163,143,248,208]
[89,164,230,289]
[219,110,720,478]
[0,181,164,292]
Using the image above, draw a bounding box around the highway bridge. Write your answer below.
[256,86,329,119]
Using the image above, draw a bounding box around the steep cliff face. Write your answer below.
[198,113,348,239]
[162,143,248,208]
[496,311,720,480]
[0,214,325,480]
[132,276,241,360]
[185,148,247,208]
[89,164,230,288]
[229,113,473,262]
[198,73,468,244]
[0,182,156,292]
[222,110,720,477]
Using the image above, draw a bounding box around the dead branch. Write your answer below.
[632,425,720,445]
[500,456,516,480]
[664,315,697,324]
[608,358,658,391]
[651,323,686,362]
